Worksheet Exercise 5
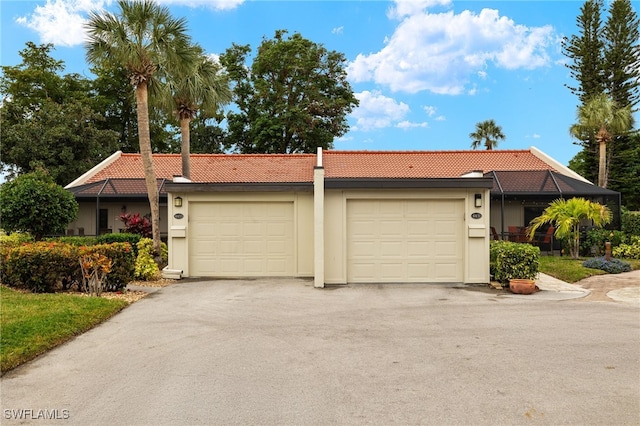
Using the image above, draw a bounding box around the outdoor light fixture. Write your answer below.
[174,196,183,208]
[474,193,482,208]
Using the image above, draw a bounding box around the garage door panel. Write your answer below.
[348,199,463,283]
[189,202,294,277]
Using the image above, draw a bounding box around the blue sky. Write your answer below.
[2,0,633,166]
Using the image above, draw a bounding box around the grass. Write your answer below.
[0,286,128,374]
[539,256,640,283]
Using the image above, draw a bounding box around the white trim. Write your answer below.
[65,151,123,189]
[529,146,592,184]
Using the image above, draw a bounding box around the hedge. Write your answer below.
[0,241,134,293]
[490,241,540,285]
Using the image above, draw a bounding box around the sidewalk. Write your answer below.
[504,272,640,304]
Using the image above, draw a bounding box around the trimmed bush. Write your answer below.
[612,236,640,260]
[621,210,640,236]
[97,233,142,257]
[1,242,81,292]
[81,243,135,291]
[582,257,632,274]
[46,236,99,246]
[1,241,135,293]
[134,238,162,281]
[490,241,540,285]
[0,231,34,247]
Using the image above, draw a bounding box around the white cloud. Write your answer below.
[423,105,437,117]
[348,6,554,95]
[477,70,487,79]
[332,26,344,35]
[387,0,451,19]
[16,0,244,46]
[157,0,245,11]
[435,115,446,121]
[17,0,108,47]
[350,91,410,131]
[396,121,429,129]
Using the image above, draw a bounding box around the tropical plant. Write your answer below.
[162,45,231,178]
[528,197,612,259]
[469,119,505,150]
[570,92,632,187]
[85,0,194,260]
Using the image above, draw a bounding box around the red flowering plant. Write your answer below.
[119,213,152,238]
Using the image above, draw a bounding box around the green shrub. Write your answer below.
[1,242,81,292]
[134,238,163,281]
[46,236,99,246]
[0,231,34,247]
[81,243,135,291]
[97,233,142,257]
[621,210,640,236]
[490,241,540,285]
[1,241,136,293]
[0,171,78,240]
[612,236,640,259]
[584,229,626,255]
[582,257,632,274]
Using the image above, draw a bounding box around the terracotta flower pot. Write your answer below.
[509,278,539,295]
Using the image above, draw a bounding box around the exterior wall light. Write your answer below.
[174,196,183,208]
[474,193,482,208]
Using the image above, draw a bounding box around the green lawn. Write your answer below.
[539,256,640,283]
[0,286,128,374]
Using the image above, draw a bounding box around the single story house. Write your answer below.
[66,147,620,287]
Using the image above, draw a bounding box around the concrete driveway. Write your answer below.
[2,279,639,425]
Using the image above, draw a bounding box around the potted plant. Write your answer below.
[490,241,540,294]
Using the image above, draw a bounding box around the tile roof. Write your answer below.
[87,153,316,184]
[72,148,564,192]
[323,150,555,179]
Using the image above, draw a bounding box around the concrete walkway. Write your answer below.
[532,271,640,305]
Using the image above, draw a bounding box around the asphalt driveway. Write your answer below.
[2,279,639,425]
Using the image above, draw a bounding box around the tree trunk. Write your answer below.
[598,139,607,188]
[135,83,162,260]
[180,117,191,180]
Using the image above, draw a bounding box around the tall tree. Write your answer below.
[219,30,359,153]
[603,0,640,112]
[0,42,118,185]
[570,92,631,188]
[562,0,606,184]
[85,0,194,258]
[469,119,505,150]
[162,45,231,178]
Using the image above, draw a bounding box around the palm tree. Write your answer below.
[162,45,232,179]
[85,0,194,258]
[469,119,505,150]
[527,197,611,259]
[570,92,632,188]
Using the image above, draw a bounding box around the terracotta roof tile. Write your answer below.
[89,153,316,184]
[323,150,554,179]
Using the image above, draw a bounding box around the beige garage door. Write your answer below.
[347,199,464,283]
[189,202,294,277]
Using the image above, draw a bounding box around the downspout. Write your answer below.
[492,171,505,239]
[96,179,109,236]
[314,147,325,288]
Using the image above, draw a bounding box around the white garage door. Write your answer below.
[347,199,464,283]
[189,202,294,277]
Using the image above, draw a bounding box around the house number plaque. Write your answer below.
[471,212,482,219]
[174,213,184,219]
